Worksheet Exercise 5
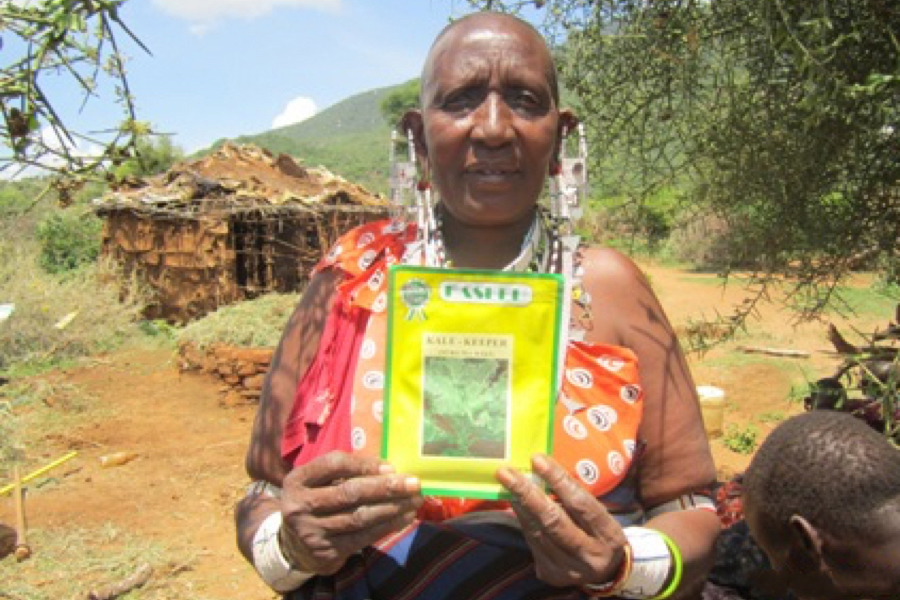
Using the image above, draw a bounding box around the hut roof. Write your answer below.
[94,142,387,217]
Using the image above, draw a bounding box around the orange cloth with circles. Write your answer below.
[308,220,643,520]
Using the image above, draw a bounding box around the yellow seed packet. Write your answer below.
[383,265,564,499]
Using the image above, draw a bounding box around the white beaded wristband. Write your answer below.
[618,527,673,599]
[251,511,314,593]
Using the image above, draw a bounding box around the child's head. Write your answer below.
[743,410,900,600]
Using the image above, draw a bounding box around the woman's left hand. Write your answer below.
[496,454,627,589]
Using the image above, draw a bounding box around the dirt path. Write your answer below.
[0,263,887,598]
[1,346,273,599]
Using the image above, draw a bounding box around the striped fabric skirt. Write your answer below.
[287,514,594,600]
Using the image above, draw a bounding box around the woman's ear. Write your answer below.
[558,110,578,137]
[551,110,579,173]
[400,109,428,167]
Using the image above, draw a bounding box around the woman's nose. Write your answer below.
[472,93,514,146]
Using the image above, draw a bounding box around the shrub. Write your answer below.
[0,239,150,371]
[722,424,759,455]
[665,214,734,270]
[35,209,103,274]
[177,292,302,349]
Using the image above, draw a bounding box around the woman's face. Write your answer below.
[414,16,569,228]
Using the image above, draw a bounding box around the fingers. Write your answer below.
[497,461,579,554]
[531,455,625,546]
[314,496,424,533]
[498,456,587,537]
[328,505,420,557]
[282,451,420,515]
[286,501,422,575]
[278,451,424,576]
[497,455,627,587]
[290,451,387,488]
[289,470,421,516]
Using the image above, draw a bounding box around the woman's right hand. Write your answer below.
[278,451,423,575]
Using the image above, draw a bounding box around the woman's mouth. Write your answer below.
[465,166,519,186]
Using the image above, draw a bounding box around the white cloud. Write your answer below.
[151,0,340,24]
[272,96,318,129]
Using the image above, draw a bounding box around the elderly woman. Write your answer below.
[236,11,719,600]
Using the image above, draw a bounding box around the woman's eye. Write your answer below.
[509,90,541,110]
[442,91,480,111]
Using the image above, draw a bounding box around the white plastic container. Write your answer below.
[696,385,726,438]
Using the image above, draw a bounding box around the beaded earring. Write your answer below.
[547,123,590,340]
[388,129,417,225]
[389,127,442,264]
[407,127,437,246]
[549,122,588,223]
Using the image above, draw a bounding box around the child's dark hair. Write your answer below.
[744,410,900,538]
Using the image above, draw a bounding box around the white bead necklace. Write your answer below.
[427,204,560,273]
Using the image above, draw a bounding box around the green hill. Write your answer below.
[209,83,405,193]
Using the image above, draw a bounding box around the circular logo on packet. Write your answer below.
[363,370,384,390]
[566,368,594,389]
[360,338,376,360]
[623,439,636,458]
[351,427,366,450]
[620,384,641,404]
[563,415,587,440]
[402,279,430,307]
[608,451,625,476]
[576,459,600,485]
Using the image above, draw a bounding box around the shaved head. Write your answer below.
[420,12,560,107]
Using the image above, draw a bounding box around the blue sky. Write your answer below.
[43,0,483,154]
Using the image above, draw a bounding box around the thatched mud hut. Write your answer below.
[94,143,389,322]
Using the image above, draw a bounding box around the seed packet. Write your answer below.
[383,265,565,499]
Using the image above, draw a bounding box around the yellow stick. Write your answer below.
[0,451,78,497]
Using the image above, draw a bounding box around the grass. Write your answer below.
[697,351,786,371]
[0,364,216,599]
[722,423,759,455]
[756,411,785,424]
[177,292,301,349]
[0,236,151,375]
[674,273,898,319]
[677,274,751,287]
[0,524,206,600]
[826,284,899,319]
[0,375,108,489]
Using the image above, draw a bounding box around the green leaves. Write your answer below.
[0,0,150,186]
[35,210,102,274]
[379,79,420,131]
[470,0,900,319]
[423,357,508,457]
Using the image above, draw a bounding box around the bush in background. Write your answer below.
[577,187,679,256]
[0,236,150,372]
[35,209,103,274]
[178,292,301,349]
